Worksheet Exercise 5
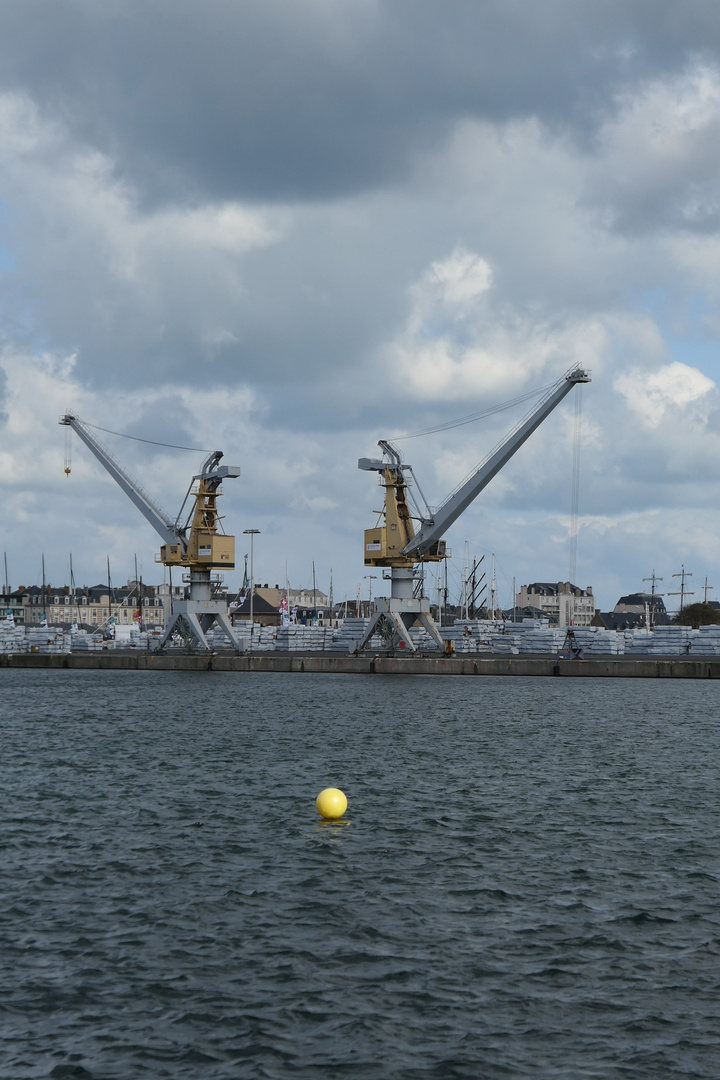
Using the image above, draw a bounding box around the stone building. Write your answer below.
[593,591,670,630]
[515,582,595,627]
[0,582,180,631]
[254,584,329,610]
[229,592,281,627]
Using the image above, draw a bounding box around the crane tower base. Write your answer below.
[153,600,244,653]
[358,596,444,653]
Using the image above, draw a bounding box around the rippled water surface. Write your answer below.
[2,670,720,1079]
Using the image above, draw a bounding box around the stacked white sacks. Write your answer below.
[568,627,625,655]
[625,623,720,656]
[624,628,653,651]
[70,629,107,651]
[627,624,696,655]
[26,625,61,653]
[0,623,28,652]
[693,626,720,654]
[461,619,566,654]
[128,616,720,656]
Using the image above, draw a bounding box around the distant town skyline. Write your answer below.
[1,544,711,618]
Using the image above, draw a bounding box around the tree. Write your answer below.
[674,603,720,629]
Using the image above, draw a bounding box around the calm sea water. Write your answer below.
[1,670,720,1079]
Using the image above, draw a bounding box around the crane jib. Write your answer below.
[359,366,589,569]
[60,414,179,547]
[406,367,590,557]
[58,413,242,572]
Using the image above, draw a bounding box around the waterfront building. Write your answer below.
[1,582,181,630]
[593,591,670,630]
[254,584,329,610]
[229,593,281,627]
[252,584,330,623]
[515,582,595,627]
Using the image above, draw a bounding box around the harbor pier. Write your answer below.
[2,651,720,678]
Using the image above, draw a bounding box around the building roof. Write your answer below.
[614,592,666,613]
[524,582,591,597]
[229,593,280,616]
[594,610,671,630]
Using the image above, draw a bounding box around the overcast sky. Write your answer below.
[2,0,720,612]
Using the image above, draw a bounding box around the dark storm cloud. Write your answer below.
[1,0,720,205]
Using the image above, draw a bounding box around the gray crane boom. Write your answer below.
[405,365,590,558]
[59,414,182,549]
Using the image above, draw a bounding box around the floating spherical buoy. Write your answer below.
[316,787,348,819]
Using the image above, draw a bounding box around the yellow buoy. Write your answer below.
[316,787,348,819]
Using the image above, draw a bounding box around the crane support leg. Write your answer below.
[153,601,244,652]
[357,603,444,652]
[185,612,212,649]
[417,611,445,649]
[357,568,444,653]
[214,612,244,650]
[358,607,415,652]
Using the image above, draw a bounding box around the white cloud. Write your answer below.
[615,360,717,428]
[386,244,627,403]
[422,248,492,309]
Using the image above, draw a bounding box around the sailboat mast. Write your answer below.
[69,553,78,628]
[134,554,141,629]
[312,560,317,621]
[105,555,114,636]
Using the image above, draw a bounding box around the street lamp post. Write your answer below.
[243,529,261,648]
[363,575,377,619]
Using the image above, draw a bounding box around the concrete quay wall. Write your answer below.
[2,652,720,678]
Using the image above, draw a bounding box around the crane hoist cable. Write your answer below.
[389,381,556,441]
[76,420,212,453]
[62,418,212,476]
[63,425,72,476]
[568,385,584,585]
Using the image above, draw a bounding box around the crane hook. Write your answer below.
[63,426,72,476]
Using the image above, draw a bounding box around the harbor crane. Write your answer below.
[59,414,243,652]
[358,365,591,652]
